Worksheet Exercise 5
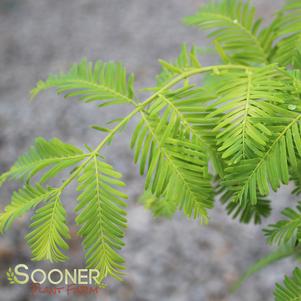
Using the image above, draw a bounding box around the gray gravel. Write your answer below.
[0,0,297,300]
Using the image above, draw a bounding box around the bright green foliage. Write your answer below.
[221,193,271,224]
[26,191,70,262]
[0,184,54,233]
[154,86,217,144]
[184,0,276,65]
[0,0,301,296]
[76,158,127,281]
[222,98,301,205]
[264,203,301,247]
[207,66,288,164]
[31,59,135,107]
[131,109,213,222]
[275,268,301,301]
[3,137,86,183]
[272,0,301,68]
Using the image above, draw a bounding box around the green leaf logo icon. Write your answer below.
[6,268,17,284]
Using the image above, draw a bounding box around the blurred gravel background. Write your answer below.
[0,0,298,300]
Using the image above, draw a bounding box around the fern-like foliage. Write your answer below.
[0,184,54,233]
[0,60,133,282]
[31,59,135,107]
[220,189,271,224]
[207,66,287,164]
[272,0,301,68]
[76,158,127,281]
[0,184,71,263]
[184,0,276,65]
[264,202,301,247]
[222,89,301,205]
[2,137,86,184]
[131,105,214,222]
[2,0,301,296]
[26,191,70,262]
[274,267,301,301]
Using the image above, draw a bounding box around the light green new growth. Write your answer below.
[274,268,301,301]
[26,190,70,262]
[76,159,127,280]
[0,0,301,297]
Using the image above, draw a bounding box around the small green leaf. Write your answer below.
[91,125,111,133]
